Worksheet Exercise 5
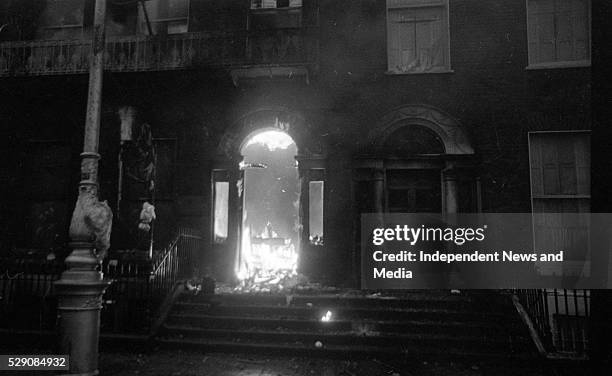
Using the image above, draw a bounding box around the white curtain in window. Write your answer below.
[388,6,446,73]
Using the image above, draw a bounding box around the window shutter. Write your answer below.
[556,0,575,61]
[530,135,544,196]
[571,0,589,60]
[558,136,578,194]
[528,0,555,64]
[537,11,556,63]
[541,136,561,195]
[574,133,590,195]
[387,11,401,71]
[529,132,590,198]
[528,0,590,64]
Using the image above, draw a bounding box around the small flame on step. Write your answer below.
[321,310,332,322]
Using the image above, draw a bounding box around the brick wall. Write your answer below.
[0,0,591,285]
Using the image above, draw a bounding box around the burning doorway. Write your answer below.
[236,129,299,283]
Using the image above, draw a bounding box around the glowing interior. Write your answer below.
[244,129,295,151]
[237,129,299,282]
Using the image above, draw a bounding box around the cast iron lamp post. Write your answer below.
[54,0,111,375]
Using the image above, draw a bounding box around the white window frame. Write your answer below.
[528,130,591,278]
[386,0,452,75]
[528,130,591,204]
[525,0,591,70]
[251,0,303,10]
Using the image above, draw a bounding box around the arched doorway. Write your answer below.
[351,105,478,286]
[356,104,477,215]
[210,108,326,284]
[237,129,300,281]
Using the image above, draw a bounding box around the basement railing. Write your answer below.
[515,289,590,357]
[0,257,64,331]
[0,28,319,77]
[0,230,203,334]
[101,230,203,333]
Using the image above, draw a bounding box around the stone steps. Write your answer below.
[156,337,533,361]
[156,290,538,360]
[160,325,529,351]
[165,312,520,336]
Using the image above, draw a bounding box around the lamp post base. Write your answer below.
[54,243,111,376]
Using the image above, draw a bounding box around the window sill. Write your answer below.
[385,69,454,75]
[526,60,591,70]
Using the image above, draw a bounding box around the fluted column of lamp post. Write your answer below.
[54,0,112,375]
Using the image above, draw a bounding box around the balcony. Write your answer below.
[0,28,318,77]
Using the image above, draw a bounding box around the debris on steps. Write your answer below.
[156,289,539,362]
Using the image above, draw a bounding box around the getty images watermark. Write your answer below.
[361,213,611,289]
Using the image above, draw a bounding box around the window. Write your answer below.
[139,0,189,35]
[526,0,591,68]
[529,131,590,276]
[213,181,229,243]
[386,0,451,74]
[528,132,591,352]
[249,0,303,29]
[41,0,85,29]
[308,181,324,245]
[38,0,85,39]
[529,131,590,212]
[251,0,302,9]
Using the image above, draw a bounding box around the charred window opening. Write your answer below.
[213,180,229,244]
[308,180,324,245]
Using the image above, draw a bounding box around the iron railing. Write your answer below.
[0,28,319,77]
[0,257,63,331]
[515,288,590,355]
[0,231,203,334]
[101,232,202,333]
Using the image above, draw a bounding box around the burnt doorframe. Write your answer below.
[210,108,325,283]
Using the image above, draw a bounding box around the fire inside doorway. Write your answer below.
[236,129,300,289]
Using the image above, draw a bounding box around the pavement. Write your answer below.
[98,349,549,376]
[0,338,601,376]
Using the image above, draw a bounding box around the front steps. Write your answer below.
[156,290,538,360]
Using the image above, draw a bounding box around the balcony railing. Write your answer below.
[0,28,318,77]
